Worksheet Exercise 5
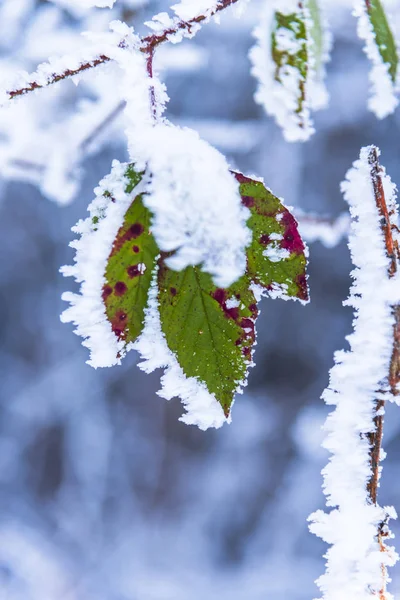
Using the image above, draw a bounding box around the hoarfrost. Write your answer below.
[309,146,400,600]
[60,160,142,368]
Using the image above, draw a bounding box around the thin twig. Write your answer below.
[8,55,112,100]
[366,146,400,501]
[6,0,241,101]
[365,145,400,600]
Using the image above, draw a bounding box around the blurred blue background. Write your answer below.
[0,1,400,598]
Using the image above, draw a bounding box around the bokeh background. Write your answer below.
[1,1,400,598]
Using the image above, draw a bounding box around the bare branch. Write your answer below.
[5,0,241,102]
[365,146,400,599]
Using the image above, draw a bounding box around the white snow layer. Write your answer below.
[138,124,250,287]
[250,0,331,142]
[60,160,140,368]
[353,0,399,119]
[106,21,250,288]
[309,146,400,600]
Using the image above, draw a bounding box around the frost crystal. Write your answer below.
[309,146,400,600]
[61,160,142,368]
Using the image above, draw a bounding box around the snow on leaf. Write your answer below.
[61,160,150,368]
[63,164,308,428]
[136,124,251,288]
[102,168,159,348]
[354,0,399,118]
[156,172,308,420]
[158,265,257,418]
[234,172,309,302]
[250,0,330,142]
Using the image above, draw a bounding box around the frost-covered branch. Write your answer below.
[366,147,400,506]
[1,0,242,104]
[309,146,400,600]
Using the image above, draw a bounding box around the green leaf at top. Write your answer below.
[157,172,308,417]
[102,167,159,345]
[366,0,398,83]
[271,10,308,116]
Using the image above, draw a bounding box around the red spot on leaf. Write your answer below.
[212,288,227,305]
[114,281,127,296]
[170,287,177,296]
[110,310,128,339]
[259,234,270,245]
[132,245,140,253]
[240,318,256,343]
[102,285,112,301]
[242,195,255,208]
[249,303,258,317]
[111,223,144,256]
[242,346,252,359]
[280,212,304,254]
[295,273,309,302]
[212,288,240,320]
[233,172,253,185]
[130,223,144,238]
[127,265,141,278]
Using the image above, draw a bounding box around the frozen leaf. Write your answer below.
[158,266,257,417]
[235,172,308,302]
[366,0,398,83]
[271,9,309,123]
[64,163,308,425]
[102,166,159,346]
[354,0,399,118]
[250,0,330,141]
[157,172,308,418]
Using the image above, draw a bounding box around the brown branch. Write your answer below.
[8,55,112,100]
[366,145,400,599]
[5,0,241,102]
[366,146,400,504]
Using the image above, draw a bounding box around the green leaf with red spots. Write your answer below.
[158,264,258,417]
[235,172,308,302]
[102,168,159,345]
[157,173,308,417]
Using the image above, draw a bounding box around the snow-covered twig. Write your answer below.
[2,0,242,104]
[309,146,400,600]
[366,147,400,505]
